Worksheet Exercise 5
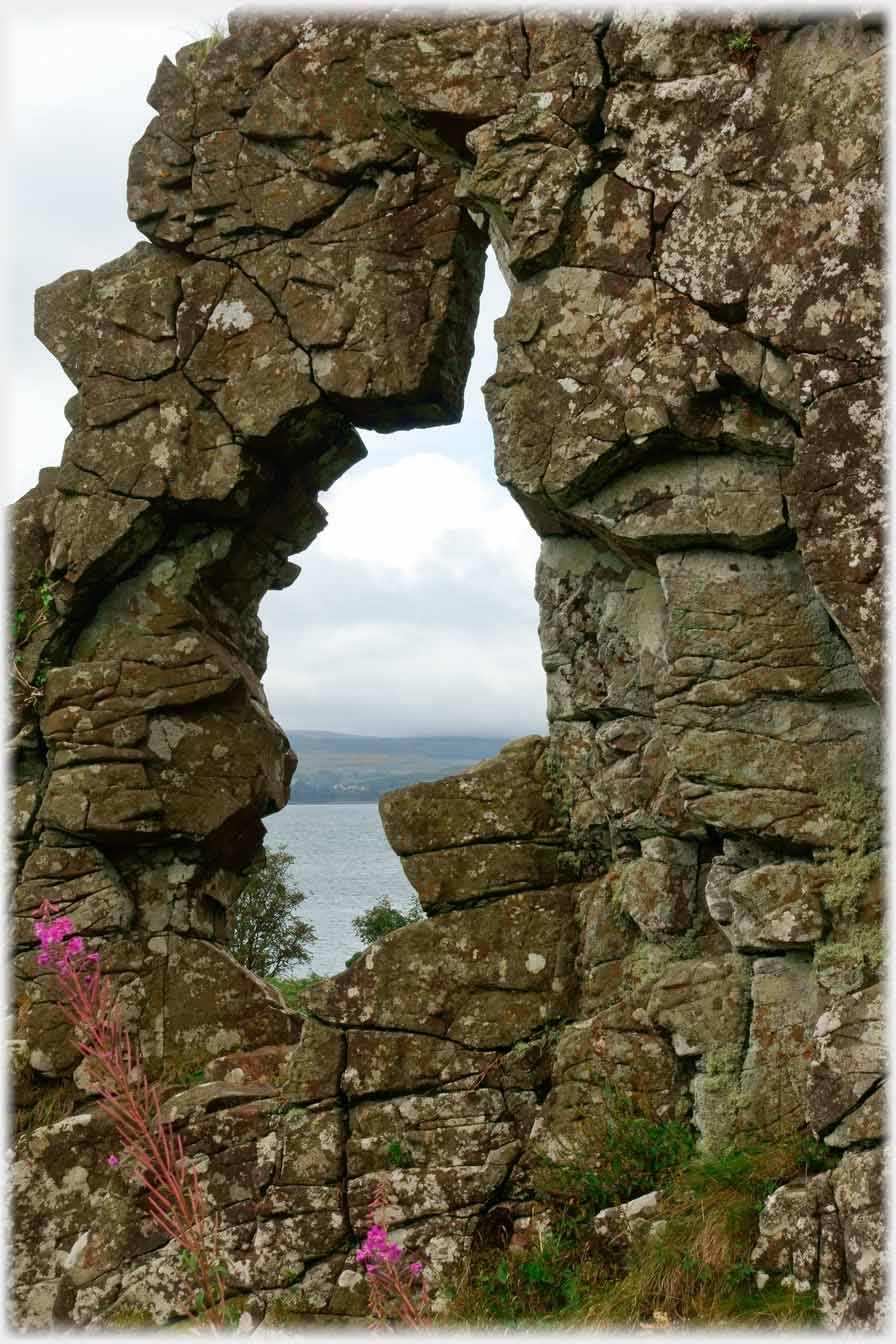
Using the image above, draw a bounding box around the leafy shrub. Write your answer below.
[458,1240,589,1324]
[351,896,421,948]
[230,847,316,978]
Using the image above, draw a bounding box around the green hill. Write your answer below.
[285,730,514,803]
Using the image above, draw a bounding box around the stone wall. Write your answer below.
[8,7,885,1330]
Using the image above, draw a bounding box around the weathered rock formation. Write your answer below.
[8,7,885,1330]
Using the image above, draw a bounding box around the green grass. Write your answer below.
[444,1122,830,1330]
[14,1082,78,1135]
[266,974,322,1010]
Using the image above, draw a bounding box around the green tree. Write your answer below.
[230,847,316,978]
[351,896,422,948]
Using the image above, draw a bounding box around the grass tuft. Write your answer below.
[444,1111,831,1329]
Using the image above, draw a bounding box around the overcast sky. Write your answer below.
[3,2,547,739]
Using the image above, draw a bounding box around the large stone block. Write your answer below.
[737,956,818,1139]
[379,736,559,855]
[303,885,577,1049]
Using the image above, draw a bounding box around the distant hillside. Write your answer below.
[285,730,514,803]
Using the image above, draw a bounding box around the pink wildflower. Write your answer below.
[359,1183,429,1326]
[30,900,227,1326]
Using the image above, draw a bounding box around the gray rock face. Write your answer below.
[752,1148,885,1330]
[8,8,884,1333]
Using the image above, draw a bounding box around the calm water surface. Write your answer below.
[262,802,417,976]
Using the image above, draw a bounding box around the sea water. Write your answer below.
[261,802,417,977]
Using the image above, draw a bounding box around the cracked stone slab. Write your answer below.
[786,375,885,701]
[807,983,885,1135]
[342,1030,492,1099]
[400,840,562,911]
[751,1147,885,1330]
[485,268,771,528]
[536,541,663,721]
[303,884,577,1048]
[346,1090,520,1224]
[461,106,595,276]
[550,715,705,842]
[616,838,699,939]
[646,953,750,1062]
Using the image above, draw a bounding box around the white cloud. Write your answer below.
[8,366,73,504]
[319,451,538,583]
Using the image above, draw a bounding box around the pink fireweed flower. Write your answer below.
[359,1184,429,1326]
[30,898,229,1327]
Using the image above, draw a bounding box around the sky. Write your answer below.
[3,2,547,740]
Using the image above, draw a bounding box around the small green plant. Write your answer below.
[265,1287,307,1324]
[536,1086,696,1225]
[814,925,884,977]
[579,1133,825,1326]
[106,1306,155,1328]
[728,30,758,53]
[11,570,56,645]
[178,20,227,80]
[452,1236,595,1325]
[445,1123,828,1329]
[14,1082,78,1136]
[790,1132,837,1177]
[10,570,57,707]
[155,1050,211,1090]
[386,1139,413,1169]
